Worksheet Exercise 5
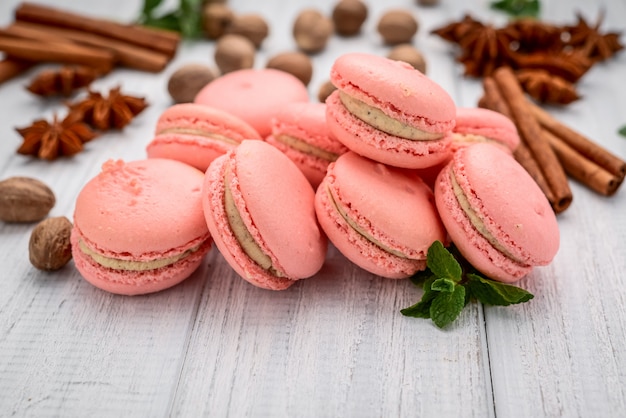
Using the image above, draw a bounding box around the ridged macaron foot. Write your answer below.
[315,151,447,279]
[202,140,327,290]
[71,159,212,295]
[147,103,261,171]
[434,142,560,283]
[265,102,348,189]
[326,52,455,169]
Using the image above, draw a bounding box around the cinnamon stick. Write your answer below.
[6,21,170,73]
[481,77,556,206]
[15,2,180,58]
[0,35,114,73]
[493,66,572,213]
[0,58,33,84]
[543,129,623,196]
[529,102,626,181]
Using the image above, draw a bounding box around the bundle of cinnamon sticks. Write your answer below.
[479,66,626,214]
[0,2,181,84]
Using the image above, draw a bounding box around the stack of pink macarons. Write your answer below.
[70,52,560,297]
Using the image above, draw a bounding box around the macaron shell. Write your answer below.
[453,107,520,151]
[147,103,261,171]
[194,69,309,137]
[74,159,209,256]
[316,152,447,279]
[203,140,327,289]
[326,90,452,169]
[330,53,456,134]
[435,143,559,282]
[71,227,211,295]
[267,102,348,188]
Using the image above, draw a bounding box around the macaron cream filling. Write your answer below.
[326,185,416,260]
[77,239,203,271]
[275,134,340,162]
[338,91,442,141]
[157,127,240,145]
[449,169,526,265]
[223,164,284,277]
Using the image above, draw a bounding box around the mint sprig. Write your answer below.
[619,125,626,138]
[490,0,540,18]
[401,241,534,328]
[137,0,204,38]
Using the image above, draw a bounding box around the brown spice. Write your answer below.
[0,177,56,223]
[26,65,96,97]
[69,86,148,131]
[387,44,427,73]
[515,69,579,105]
[202,3,234,39]
[332,0,368,37]
[29,216,73,271]
[214,34,255,74]
[168,63,216,103]
[377,9,418,45]
[266,52,313,86]
[317,79,337,103]
[226,14,269,48]
[16,111,96,160]
[293,9,334,54]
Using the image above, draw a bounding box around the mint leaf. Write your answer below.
[431,278,456,293]
[490,0,540,18]
[427,241,462,282]
[466,273,534,306]
[409,269,435,286]
[430,285,466,328]
[141,0,164,16]
[401,277,437,318]
[619,125,626,138]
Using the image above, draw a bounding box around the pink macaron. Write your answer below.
[146,103,261,172]
[452,107,520,153]
[265,102,349,189]
[326,52,455,169]
[194,68,309,137]
[315,151,447,279]
[71,159,212,295]
[202,139,327,290]
[434,142,559,283]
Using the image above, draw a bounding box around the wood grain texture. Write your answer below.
[0,0,625,417]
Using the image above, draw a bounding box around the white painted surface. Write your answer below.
[0,0,625,417]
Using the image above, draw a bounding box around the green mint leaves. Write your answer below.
[137,0,204,38]
[401,241,534,328]
[619,125,626,138]
[490,0,541,18]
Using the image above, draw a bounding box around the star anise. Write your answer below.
[516,69,580,105]
[69,86,148,131]
[498,18,563,53]
[16,111,97,161]
[26,66,97,97]
[564,12,624,62]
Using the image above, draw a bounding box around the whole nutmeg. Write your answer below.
[387,44,427,73]
[417,0,440,5]
[29,216,73,271]
[202,3,234,39]
[168,63,217,103]
[317,79,337,103]
[214,34,255,74]
[0,177,55,223]
[332,0,368,36]
[226,14,269,49]
[266,52,313,86]
[293,9,334,54]
[377,9,419,45]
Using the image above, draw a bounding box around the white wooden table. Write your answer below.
[1,0,625,416]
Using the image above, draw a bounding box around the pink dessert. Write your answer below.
[194,68,309,137]
[315,151,447,279]
[71,159,212,295]
[265,102,348,189]
[452,107,520,152]
[147,103,261,172]
[326,52,455,169]
[202,140,327,290]
[434,143,560,283]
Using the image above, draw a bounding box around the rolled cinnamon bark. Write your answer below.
[493,67,572,213]
[0,58,33,84]
[529,102,626,181]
